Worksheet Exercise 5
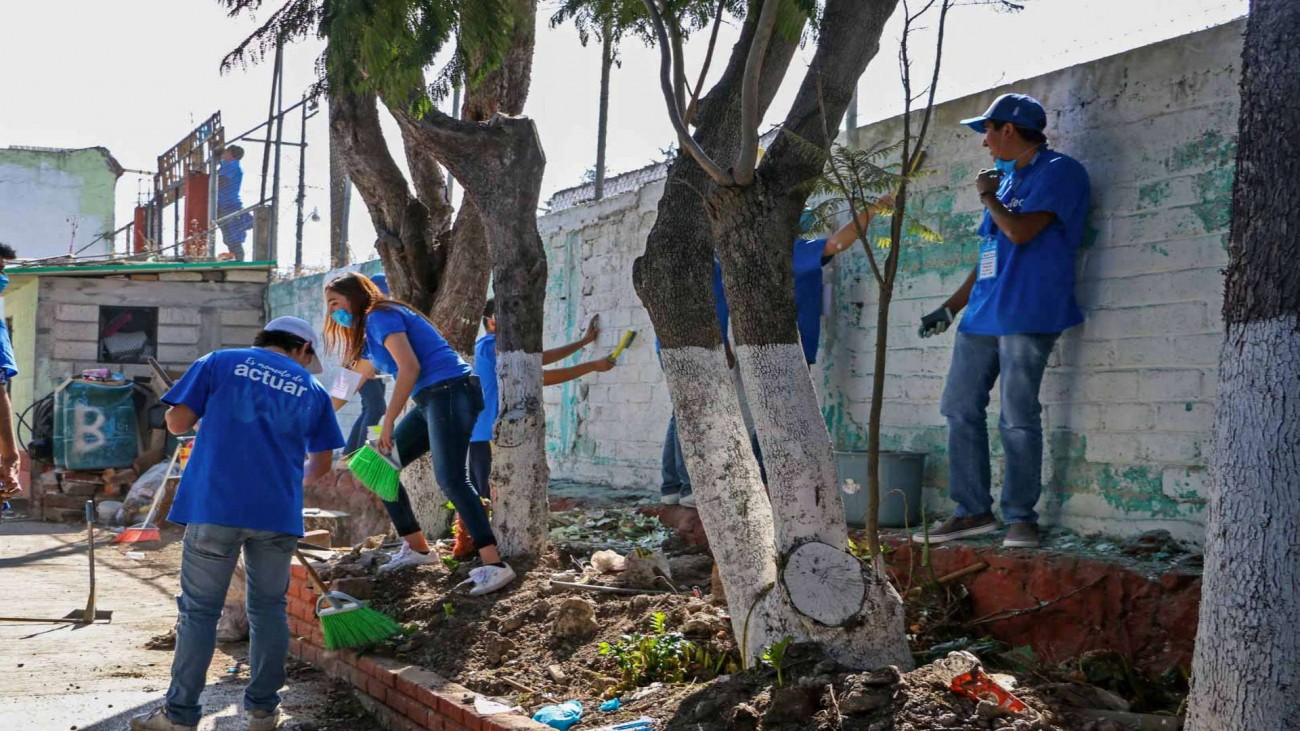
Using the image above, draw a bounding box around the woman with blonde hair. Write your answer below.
[324,272,513,596]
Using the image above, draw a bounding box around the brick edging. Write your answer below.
[287,564,550,731]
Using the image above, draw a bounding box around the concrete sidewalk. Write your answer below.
[0,519,370,730]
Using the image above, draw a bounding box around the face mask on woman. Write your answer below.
[331,309,353,328]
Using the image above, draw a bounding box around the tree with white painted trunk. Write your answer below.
[222,0,552,557]
[635,0,913,669]
[1186,0,1300,727]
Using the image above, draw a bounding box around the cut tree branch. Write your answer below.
[735,0,783,186]
[666,6,688,115]
[641,0,734,186]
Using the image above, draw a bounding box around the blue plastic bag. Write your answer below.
[599,697,622,712]
[533,700,584,730]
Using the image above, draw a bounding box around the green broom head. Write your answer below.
[316,592,403,650]
[345,444,402,502]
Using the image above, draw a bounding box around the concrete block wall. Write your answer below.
[535,20,1244,542]
[30,277,267,404]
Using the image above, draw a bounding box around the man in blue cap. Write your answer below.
[912,93,1091,549]
[343,272,391,454]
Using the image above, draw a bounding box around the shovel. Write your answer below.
[0,501,112,625]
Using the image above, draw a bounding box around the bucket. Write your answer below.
[835,450,926,529]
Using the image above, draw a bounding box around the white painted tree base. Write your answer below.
[662,344,911,670]
[403,455,452,540]
[1188,315,1300,730]
[491,350,549,558]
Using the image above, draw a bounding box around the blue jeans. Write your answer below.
[661,415,690,496]
[940,331,1059,525]
[382,375,495,548]
[344,378,388,454]
[167,523,297,726]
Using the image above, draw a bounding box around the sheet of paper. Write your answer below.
[329,368,363,400]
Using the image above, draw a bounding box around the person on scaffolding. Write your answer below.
[217,145,254,261]
[130,316,343,731]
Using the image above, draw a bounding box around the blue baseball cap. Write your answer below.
[959,93,1047,133]
[370,273,389,296]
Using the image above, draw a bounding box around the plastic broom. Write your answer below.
[344,442,401,502]
[294,550,402,650]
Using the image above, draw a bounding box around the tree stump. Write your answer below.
[782,541,866,627]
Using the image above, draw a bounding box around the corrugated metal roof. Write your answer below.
[9,260,276,276]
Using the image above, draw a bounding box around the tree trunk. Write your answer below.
[595,29,612,200]
[1187,1,1300,727]
[640,0,909,668]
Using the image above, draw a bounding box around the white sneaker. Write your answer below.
[678,488,697,509]
[130,708,196,731]
[466,563,516,596]
[378,543,437,573]
[247,708,280,731]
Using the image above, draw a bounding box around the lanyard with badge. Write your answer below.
[978,152,1040,281]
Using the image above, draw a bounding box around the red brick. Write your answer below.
[394,675,420,702]
[367,677,388,699]
[407,683,442,712]
[388,693,412,720]
[423,708,448,730]
[436,697,464,724]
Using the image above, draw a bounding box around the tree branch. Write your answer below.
[641,0,734,186]
[735,0,783,186]
[683,0,727,127]
[666,7,688,115]
[907,0,952,174]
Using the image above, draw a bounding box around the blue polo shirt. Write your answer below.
[471,333,498,443]
[217,159,243,214]
[362,305,470,392]
[162,348,344,536]
[716,238,830,365]
[960,147,1091,336]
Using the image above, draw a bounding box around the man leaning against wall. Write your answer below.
[912,93,1092,550]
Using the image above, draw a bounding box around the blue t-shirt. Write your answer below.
[217,159,243,215]
[716,238,830,365]
[0,321,17,382]
[960,148,1091,336]
[471,333,498,443]
[363,305,470,392]
[162,348,344,536]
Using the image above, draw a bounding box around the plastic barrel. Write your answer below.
[835,450,926,529]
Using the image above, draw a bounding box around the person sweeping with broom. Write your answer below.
[324,272,516,596]
[131,317,344,731]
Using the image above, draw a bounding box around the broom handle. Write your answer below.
[140,446,182,526]
[293,550,344,610]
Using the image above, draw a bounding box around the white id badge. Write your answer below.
[978,236,998,280]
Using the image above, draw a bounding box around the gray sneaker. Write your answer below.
[129,708,196,731]
[247,708,281,731]
[1003,522,1040,548]
[911,514,998,544]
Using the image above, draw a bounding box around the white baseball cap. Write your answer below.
[263,316,323,374]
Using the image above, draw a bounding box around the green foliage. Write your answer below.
[219,0,516,111]
[442,602,456,618]
[759,635,795,688]
[809,141,941,251]
[440,555,460,571]
[598,611,693,690]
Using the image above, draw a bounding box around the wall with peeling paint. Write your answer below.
[536,19,1243,543]
[0,147,121,260]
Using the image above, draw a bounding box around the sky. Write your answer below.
[0,0,1246,272]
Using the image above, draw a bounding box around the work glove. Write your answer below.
[918,306,954,338]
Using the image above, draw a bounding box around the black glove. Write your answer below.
[918,306,954,338]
